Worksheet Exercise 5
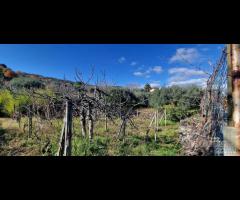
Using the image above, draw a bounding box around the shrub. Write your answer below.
[0,89,30,116]
[149,85,202,121]
[10,77,44,89]
[165,104,198,122]
[106,88,138,108]
[0,90,15,116]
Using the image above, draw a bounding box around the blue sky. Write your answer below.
[0,44,225,88]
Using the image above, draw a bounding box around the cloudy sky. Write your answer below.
[0,44,225,88]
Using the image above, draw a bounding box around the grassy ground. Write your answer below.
[0,108,182,156]
[0,118,41,156]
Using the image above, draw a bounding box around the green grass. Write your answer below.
[0,109,182,156]
[49,123,181,156]
[158,119,176,126]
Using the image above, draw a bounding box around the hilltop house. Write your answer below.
[150,87,159,93]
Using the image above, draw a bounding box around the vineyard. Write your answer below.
[0,109,180,156]
[0,45,228,156]
[0,66,202,156]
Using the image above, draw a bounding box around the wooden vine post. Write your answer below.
[164,108,167,127]
[227,44,233,126]
[104,97,108,131]
[87,102,94,141]
[154,111,157,142]
[224,44,240,155]
[28,105,33,139]
[146,112,156,141]
[105,112,108,131]
[80,107,87,137]
[57,99,73,156]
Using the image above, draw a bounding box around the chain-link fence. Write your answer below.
[180,46,227,156]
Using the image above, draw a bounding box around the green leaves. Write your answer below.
[149,85,202,121]
[144,83,152,92]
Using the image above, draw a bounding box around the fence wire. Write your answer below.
[180,46,227,156]
[201,46,227,155]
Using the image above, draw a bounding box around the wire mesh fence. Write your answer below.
[180,46,228,156]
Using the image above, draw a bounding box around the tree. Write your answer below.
[144,83,152,92]
[149,88,171,108]
[106,88,138,109]
[149,85,203,121]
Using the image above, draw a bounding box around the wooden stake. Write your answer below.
[146,113,156,140]
[87,103,94,141]
[231,44,240,128]
[164,108,167,127]
[57,120,66,156]
[227,44,233,126]
[80,108,87,137]
[57,99,73,156]
[28,105,33,139]
[154,111,158,142]
[105,113,108,131]
[64,100,72,156]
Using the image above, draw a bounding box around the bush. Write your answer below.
[10,77,44,89]
[165,104,198,122]
[149,85,202,121]
[0,90,15,116]
[149,85,202,109]
[149,88,171,108]
[107,88,138,108]
[0,89,30,116]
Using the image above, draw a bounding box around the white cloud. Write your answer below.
[133,71,145,76]
[167,67,209,88]
[150,83,161,88]
[167,78,208,87]
[169,48,200,63]
[130,61,137,66]
[133,66,163,78]
[151,66,163,74]
[150,80,161,88]
[133,71,151,78]
[118,57,126,63]
[168,75,188,83]
[168,67,206,76]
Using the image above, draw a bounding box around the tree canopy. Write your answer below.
[144,83,152,92]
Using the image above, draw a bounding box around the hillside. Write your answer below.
[0,64,73,85]
[0,64,125,92]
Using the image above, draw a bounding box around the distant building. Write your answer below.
[150,87,158,92]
